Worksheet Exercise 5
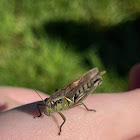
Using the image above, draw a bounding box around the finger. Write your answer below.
[128,64,140,90]
[1,89,140,140]
[0,87,48,111]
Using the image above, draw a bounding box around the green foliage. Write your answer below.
[0,0,139,94]
[86,48,128,92]
[0,40,85,94]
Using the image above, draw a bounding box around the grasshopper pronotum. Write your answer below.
[34,68,106,135]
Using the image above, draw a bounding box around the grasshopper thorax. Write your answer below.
[44,96,71,116]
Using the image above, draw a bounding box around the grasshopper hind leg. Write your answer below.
[79,102,96,112]
[80,102,96,112]
[70,102,96,112]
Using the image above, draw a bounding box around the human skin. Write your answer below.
[0,64,140,140]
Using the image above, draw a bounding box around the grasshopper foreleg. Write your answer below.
[34,104,44,118]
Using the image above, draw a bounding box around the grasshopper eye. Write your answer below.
[51,101,55,104]
[51,101,55,107]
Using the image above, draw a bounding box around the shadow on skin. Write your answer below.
[11,100,61,133]
[0,103,8,112]
[11,101,44,117]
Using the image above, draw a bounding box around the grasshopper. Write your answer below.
[34,68,106,135]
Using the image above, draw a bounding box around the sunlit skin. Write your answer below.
[0,64,140,140]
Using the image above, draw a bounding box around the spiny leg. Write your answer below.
[57,112,66,135]
[34,104,44,118]
[79,102,96,112]
[70,102,96,112]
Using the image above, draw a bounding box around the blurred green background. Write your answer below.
[0,0,140,95]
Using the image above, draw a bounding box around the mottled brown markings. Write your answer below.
[87,81,91,88]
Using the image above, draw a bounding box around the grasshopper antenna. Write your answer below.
[34,90,46,104]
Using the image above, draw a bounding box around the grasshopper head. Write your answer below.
[44,98,55,116]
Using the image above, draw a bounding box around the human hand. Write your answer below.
[0,64,140,140]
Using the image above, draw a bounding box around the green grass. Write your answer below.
[0,0,139,94]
